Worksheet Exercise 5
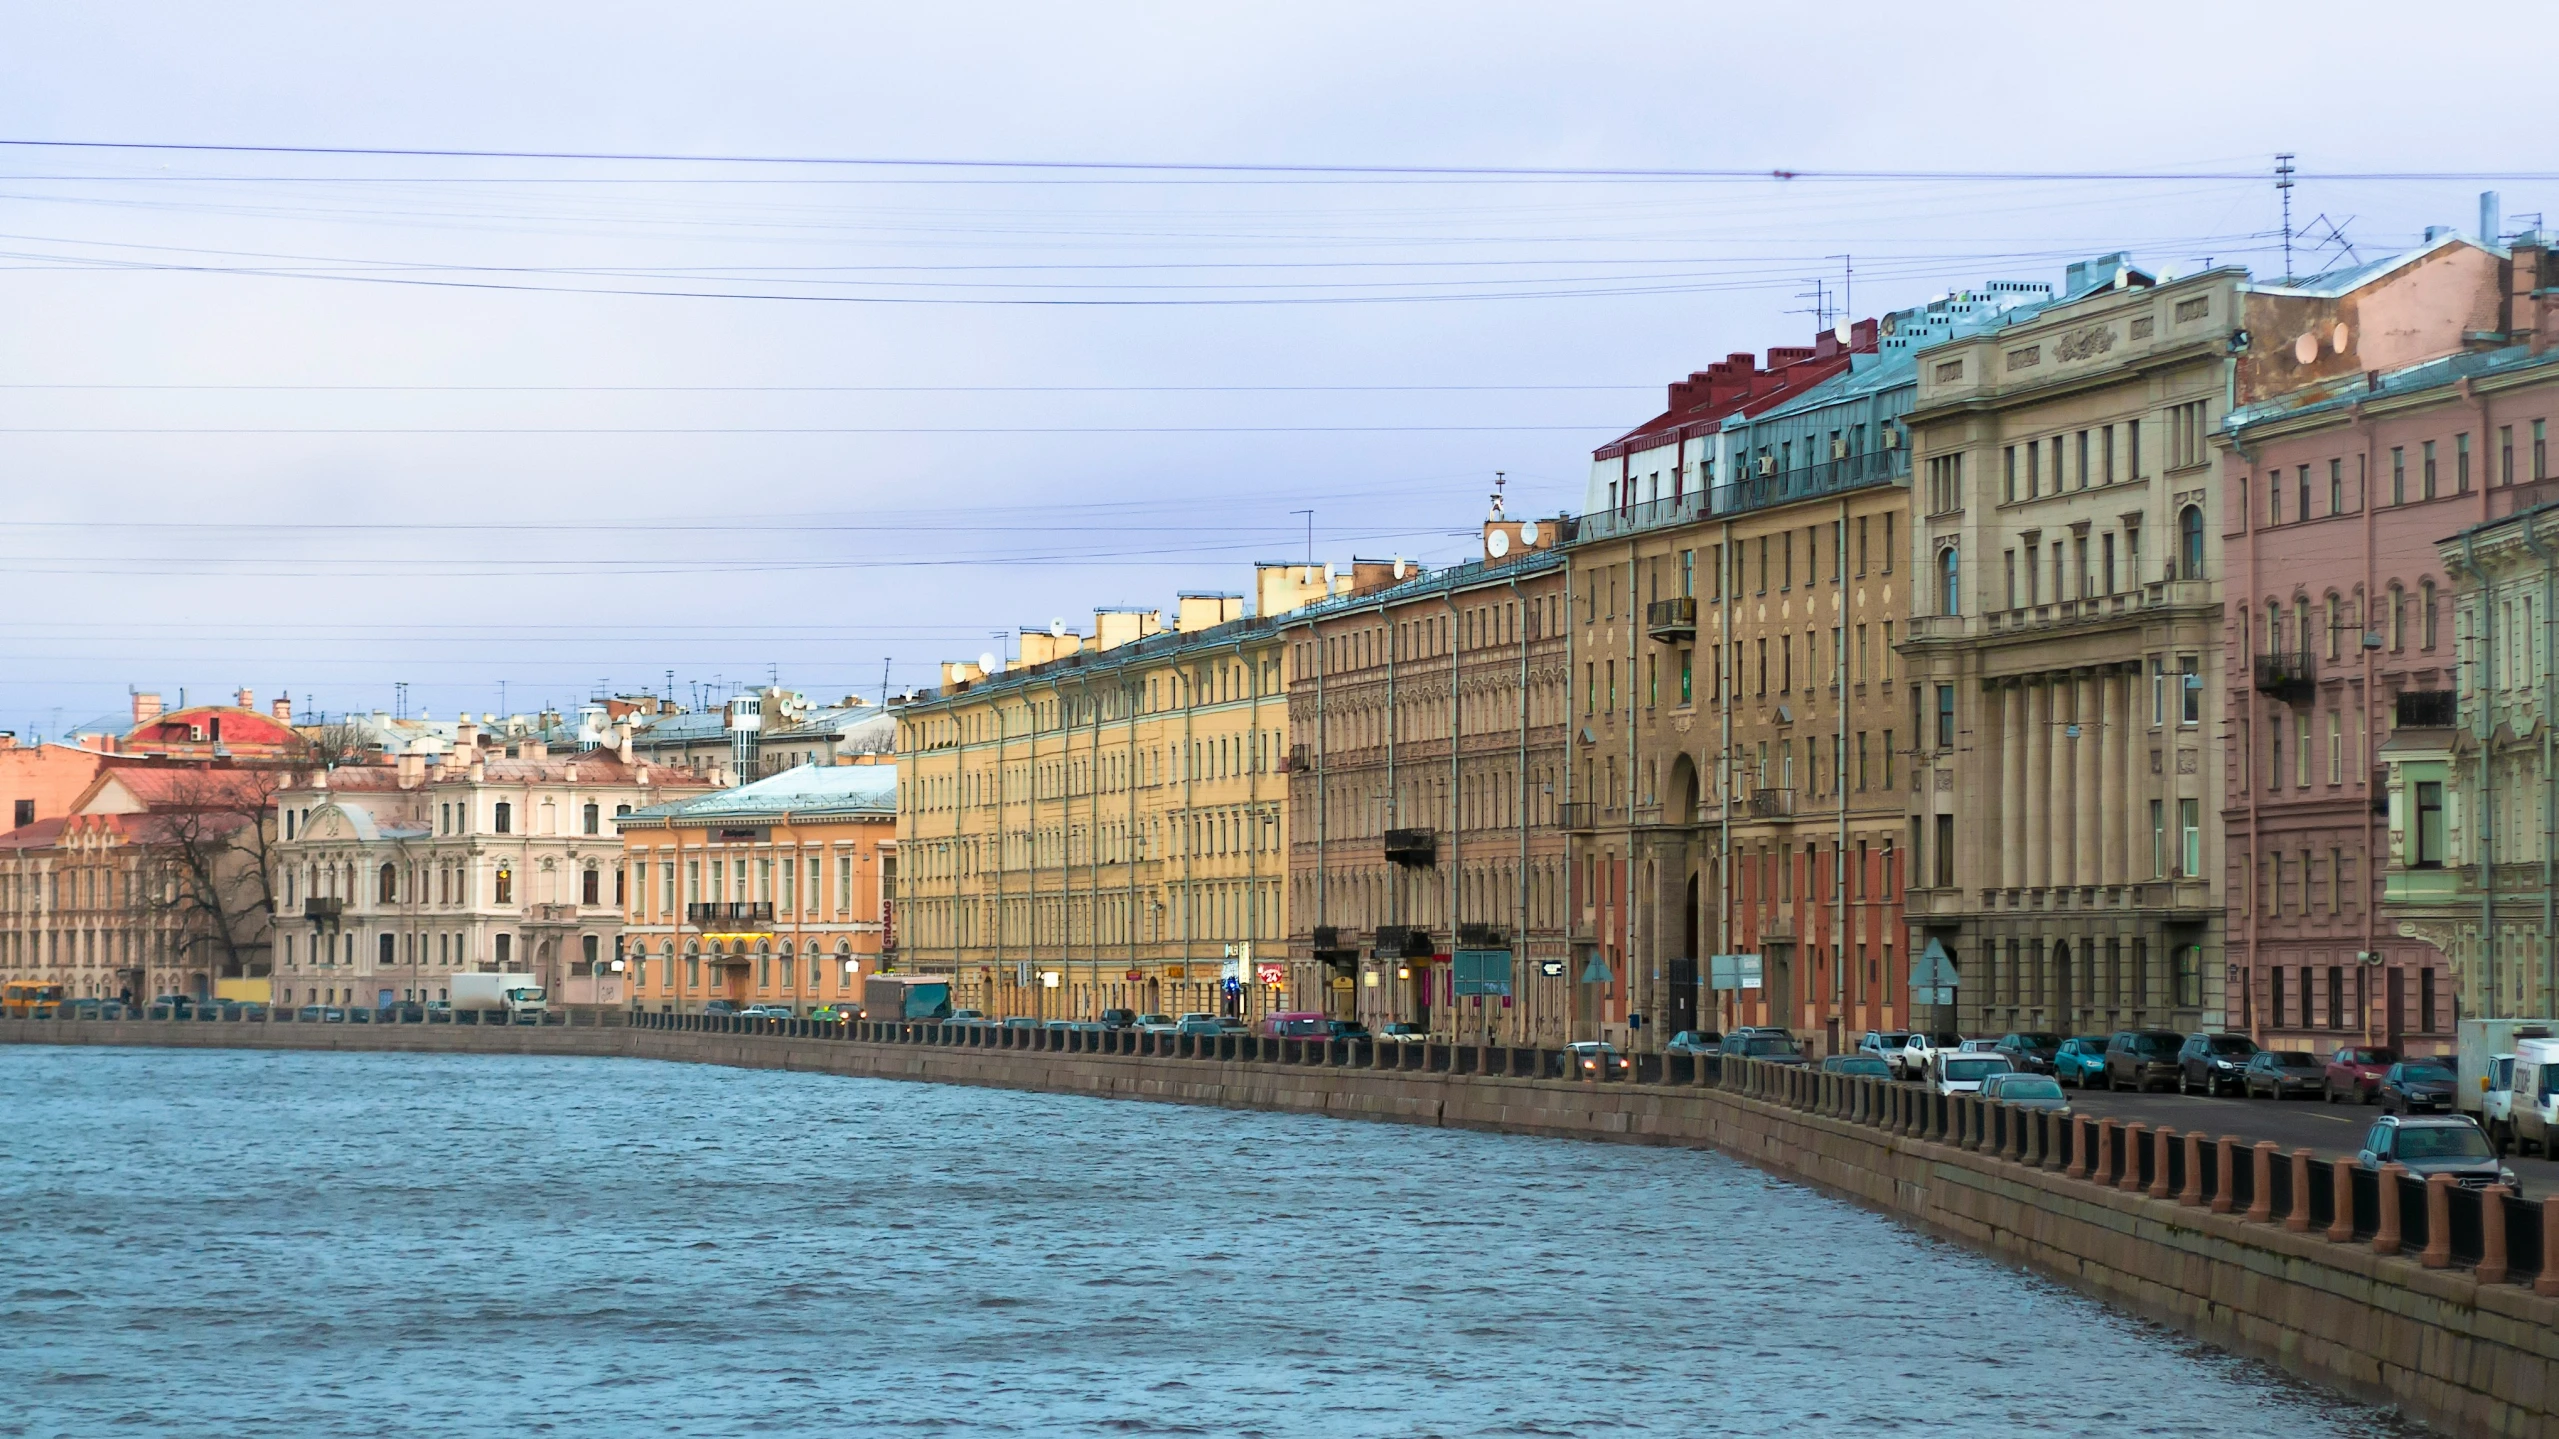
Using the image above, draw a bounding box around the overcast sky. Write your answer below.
[0,2,2523,734]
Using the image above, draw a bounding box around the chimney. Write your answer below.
[523,738,548,762]
[456,717,478,752]
[132,692,162,725]
[613,720,634,765]
[272,696,293,722]
[235,687,255,710]
[396,752,422,787]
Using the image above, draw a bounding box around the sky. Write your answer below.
[0,1,2529,735]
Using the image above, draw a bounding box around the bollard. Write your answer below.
[2419,1173,2454,1269]
[2286,1149,2315,1232]
[2093,1119,2121,1187]
[2211,1137,2241,1214]
[2246,1141,2277,1224]
[2146,1126,2175,1200]
[2005,1103,2027,1164]
[2179,1131,2206,1206]
[2373,1162,2406,1256]
[2477,1184,2513,1285]
[2538,1198,2559,1297]
[2119,1123,2152,1192]
[2327,1158,2359,1243]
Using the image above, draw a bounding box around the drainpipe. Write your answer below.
[1563,552,1576,1045]
[2519,521,2556,1019]
[1380,596,1399,1025]
[2359,410,2379,1046]
[1311,612,1329,1015]
[1836,495,1850,1045]
[2231,422,2262,1044]
[1234,637,1258,1013]
[1627,555,1640,1047]
[2463,531,2496,1024]
[1508,574,1531,1047]
[1720,520,1736,1032]
[1446,586,1465,1040]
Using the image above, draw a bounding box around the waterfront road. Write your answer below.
[2053,1083,2559,1195]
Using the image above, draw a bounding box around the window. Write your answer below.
[2421,579,2437,649]
[1928,453,1963,513]
[2026,440,2040,497]
[1934,813,1955,888]
[2413,781,2445,867]
[1936,684,1955,750]
[2391,447,2406,505]
[492,801,511,833]
[2388,583,2406,650]
[2151,658,2166,726]
[2457,433,2471,493]
[2502,425,2516,485]
[2325,594,2340,660]
[1883,730,1895,789]
[2003,445,2017,503]
[2102,532,2117,595]
[582,802,600,835]
[2296,713,2311,788]
[2177,504,2205,579]
[1679,650,1692,705]
[494,865,513,905]
[377,863,396,903]
[1940,546,1960,616]
[2167,400,2209,468]
[2268,473,2282,526]
[2328,710,2342,785]
[2179,655,2201,724]
[2174,945,2202,1008]
[582,867,600,906]
[1883,514,1894,572]
[2422,438,2439,499]
[2536,419,2546,480]
[2179,799,2201,878]
[13,799,32,828]
[2151,799,2167,877]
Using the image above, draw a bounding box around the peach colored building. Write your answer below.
[0,735,105,832]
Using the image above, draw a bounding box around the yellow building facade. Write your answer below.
[896,568,1344,1021]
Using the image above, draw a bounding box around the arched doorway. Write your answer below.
[1667,867,1701,1037]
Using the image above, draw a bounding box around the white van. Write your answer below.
[2509,1038,2559,1156]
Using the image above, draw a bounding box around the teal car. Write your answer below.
[2054,1036,2110,1088]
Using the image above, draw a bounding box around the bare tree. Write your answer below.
[123,766,301,988]
[300,718,379,768]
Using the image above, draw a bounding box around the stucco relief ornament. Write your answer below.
[2176,751,2198,775]
[2395,921,2461,957]
[1934,768,1953,792]
[1674,715,1693,735]
[2054,324,2117,363]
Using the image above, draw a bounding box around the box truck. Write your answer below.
[2455,1018,2558,1118]
[863,975,953,1022]
[452,973,548,1024]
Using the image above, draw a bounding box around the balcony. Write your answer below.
[302,897,343,923]
[1455,922,1507,948]
[688,901,775,929]
[2396,690,2457,728]
[2253,653,2317,706]
[1558,802,1599,832]
[1373,925,1435,959]
[1757,910,1797,942]
[1645,596,1697,643]
[1383,827,1437,866]
[1311,924,1340,950]
[1748,788,1796,818]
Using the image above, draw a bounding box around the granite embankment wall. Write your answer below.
[8,1017,2555,1438]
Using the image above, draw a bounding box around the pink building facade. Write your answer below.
[2221,228,2559,1053]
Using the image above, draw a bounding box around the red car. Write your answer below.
[2324,1045,2399,1104]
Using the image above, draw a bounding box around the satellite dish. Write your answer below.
[1393,556,1408,580]
[1049,618,1066,638]
[1519,518,1541,545]
[978,651,999,674]
[2331,322,2351,354]
[1487,529,1512,559]
[1833,319,1851,345]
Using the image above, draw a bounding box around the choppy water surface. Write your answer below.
[0,1048,2419,1438]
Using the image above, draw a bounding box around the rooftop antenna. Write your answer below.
[1789,277,1835,331]
[394,681,408,721]
[1828,253,1853,324]
[1291,508,1313,565]
[880,657,891,706]
[1490,470,1507,519]
[2275,153,2297,282]
[2299,213,2364,278]
[663,668,673,706]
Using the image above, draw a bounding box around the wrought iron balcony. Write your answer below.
[1748,787,1796,818]
[1456,922,1508,948]
[2252,652,2317,706]
[1558,802,1599,831]
[688,901,776,928]
[2395,690,2457,727]
[302,897,343,923]
[1383,827,1437,866]
[1310,925,1340,950]
[1645,596,1697,643]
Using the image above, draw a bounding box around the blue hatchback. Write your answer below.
[2054,1036,2110,1088]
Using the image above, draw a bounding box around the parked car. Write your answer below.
[376,1000,426,1024]
[1821,1054,1892,1078]
[1379,1022,1428,1042]
[1098,1008,1139,1030]
[1215,1018,1250,1036]
[1992,1032,2063,1075]
[1896,1032,1962,1081]
[1259,1011,1329,1039]
[1555,1041,1630,1078]
[317,1006,347,1023]
[1725,1033,1809,1066]
[734,1005,792,1019]
[948,1008,987,1022]
[2324,1045,2399,1104]
[1326,1019,1371,1041]
[1137,1013,1181,1035]
[2240,1050,2326,1100]
[2103,1030,2185,1093]
[2053,1037,2110,1088]
[1002,1015,1042,1030]
[809,1005,853,1023]
[1979,1073,2070,1112]
[425,1001,454,1024]
[701,1000,740,1018]
[1174,1013,1223,1037]
[344,1006,373,1023]
[1859,1030,1915,1069]
[2177,1033,2260,1096]
[1933,1053,2014,1096]
[1666,1030,1723,1057]
[2355,1114,2517,1191]
[1957,1038,2003,1054]
[2378,1061,2458,1115]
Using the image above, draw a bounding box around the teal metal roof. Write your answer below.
[623,762,895,825]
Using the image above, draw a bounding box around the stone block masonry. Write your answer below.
[7,1017,2553,1438]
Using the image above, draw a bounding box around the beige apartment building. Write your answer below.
[896,569,1337,1021]
[1903,256,2239,1039]
[1276,517,1572,1044]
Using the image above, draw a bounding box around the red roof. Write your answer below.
[1592,319,1879,462]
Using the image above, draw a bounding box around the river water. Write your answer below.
[0,1048,2421,1437]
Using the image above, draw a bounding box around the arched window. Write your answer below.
[2178,504,2205,579]
[1939,546,1961,616]
[2389,583,2407,651]
[2421,579,2438,649]
[378,862,397,904]
[493,864,513,905]
[492,801,512,834]
[582,802,600,835]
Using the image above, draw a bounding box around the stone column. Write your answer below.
[2024,680,2050,891]
[2074,673,2101,890]
[2099,670,2127,885]
[2001,683,2025,891]
[2047,676,2073,891]
[2126,665,2152,883]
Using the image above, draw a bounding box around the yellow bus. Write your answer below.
[3,981,66,1017]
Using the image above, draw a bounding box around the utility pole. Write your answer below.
[1292,509,1314,565]
[2276,153,2297,283]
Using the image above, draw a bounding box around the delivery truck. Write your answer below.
[451,972,549,1024]
[2456,1018,2557,1119]
[863,975,953,1022]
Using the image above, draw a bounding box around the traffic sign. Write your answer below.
[1909,938,1958,1006]
[1708,954,1763,991]
[1579,954,1615,985]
